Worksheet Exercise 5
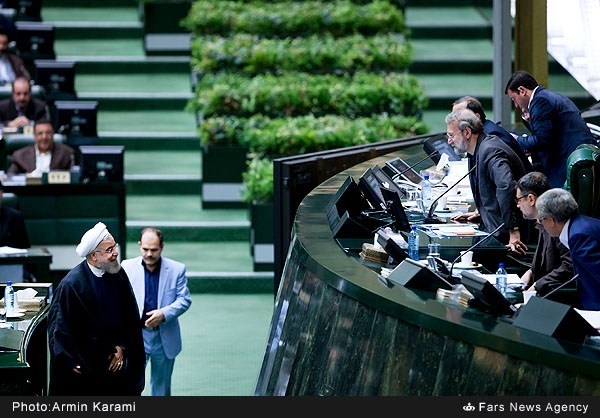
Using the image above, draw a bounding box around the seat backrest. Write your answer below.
[2,192,19,209]
[564,143,600,218]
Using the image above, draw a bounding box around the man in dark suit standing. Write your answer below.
[0,76,49,129]
[8,119,74,175]
[447,108,533,247]
[505,70,595,188]
[536,188,600,310]
[0,181,30,249]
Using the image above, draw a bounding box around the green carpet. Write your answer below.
[141,293,274,396]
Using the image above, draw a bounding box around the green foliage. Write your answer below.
[185,0,425,203]
[191,33,412,75]
[242,157,274,204]
[198,114,428,153]
[188,71,428,119]
[182,0,406,37]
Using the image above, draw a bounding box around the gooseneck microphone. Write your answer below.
[541,274,579,300]
[449,222,505,279]
[422,164,477,224]
[391,150,440,181]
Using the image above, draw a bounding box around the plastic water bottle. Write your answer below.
[421,174,433,211]
[408,225,420,261]
[4,281,15,316]
[496,262,507,297]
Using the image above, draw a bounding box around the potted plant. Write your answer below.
[242,156,274,272]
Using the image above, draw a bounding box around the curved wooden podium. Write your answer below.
[255,153,600,396]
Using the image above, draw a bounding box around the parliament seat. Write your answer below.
[564,143,600,218]
[2,191,19,209]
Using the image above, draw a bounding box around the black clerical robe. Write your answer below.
[47,262,145,396]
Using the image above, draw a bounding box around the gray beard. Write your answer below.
[97,259,121,274]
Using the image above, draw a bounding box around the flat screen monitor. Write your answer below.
[380,186,410,233]
[358,165,407,211]
[460,270,517,317]
[78,145,124,184]
[5,1,42,22]
[53,100,98,139]
[387,258,453,293]
[34,60,77,101]
[384,157,423,185]
[15,22,55,61]
[423,133,462,164]
[326,175,370,219]
[375,227,408,264]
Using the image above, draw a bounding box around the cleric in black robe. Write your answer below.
[47,222,145,396]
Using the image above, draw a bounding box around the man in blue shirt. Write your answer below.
[535,188,600,310]
[122,227,192,396]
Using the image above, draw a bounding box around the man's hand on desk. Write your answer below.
[450,210,480,223]
[506,238,528,256]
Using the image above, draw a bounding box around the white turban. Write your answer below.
[76,222,111,257]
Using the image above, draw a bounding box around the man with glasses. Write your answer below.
[451,95,533,173]
[47,222,145,395]
[446,108,534,247]
[512,172,574,299]
[536,188,600,310]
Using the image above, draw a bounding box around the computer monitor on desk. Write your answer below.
[423,133,462,164]
[34,60,77,103]
[15,22,55,74]
[53,100,99,148]
[78,145,124,184]
[358,165,407,210]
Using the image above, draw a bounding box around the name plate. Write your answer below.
[46,171,71,184]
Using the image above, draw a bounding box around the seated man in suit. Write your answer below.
[536,188,600,310]
[8,119,75,175]
[0,76,49,129]
[0,181,30,249]
[0,28,31,86]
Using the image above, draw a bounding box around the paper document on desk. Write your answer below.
[433,225,487,237]
[0,246,27,255]
[575,309,600,329]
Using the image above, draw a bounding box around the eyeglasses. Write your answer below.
[514,194,529,203]
[95,243,119,255]
[446,130,462,140]
[536,216,548,224]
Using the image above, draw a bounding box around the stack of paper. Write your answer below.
[0,247,27,255]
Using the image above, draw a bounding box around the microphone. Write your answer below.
[449,222,505,279]
[541,274,579,300]
[422,164,477,224]
[391,150,439,181]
